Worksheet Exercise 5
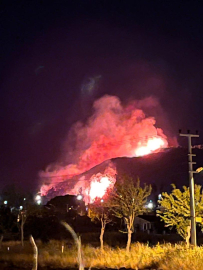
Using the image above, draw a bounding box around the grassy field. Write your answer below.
[1,239,203,270]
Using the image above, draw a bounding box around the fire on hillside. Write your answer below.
[39,95,172,204]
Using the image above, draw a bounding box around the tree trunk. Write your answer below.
[126,228,132,252]
[100,224,105,251]
[21,223,24,247]
[186,224,191,248]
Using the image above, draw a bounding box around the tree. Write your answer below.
[0,184,33,245]
[110,176,151,252]
[18,205,43,247]
[17,210,27,247]
[157,184,203,246]
[88,198,111,251]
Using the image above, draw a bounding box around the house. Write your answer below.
[134,215,163,233]
[134,216,153,232]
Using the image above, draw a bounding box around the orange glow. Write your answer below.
[39,95,174,200]
[135,137,166,157]
[89,176,112,202]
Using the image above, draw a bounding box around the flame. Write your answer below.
[89,176,112,202]
[82,164,116,203]
[135,137,166,156]
[39,95,173,201]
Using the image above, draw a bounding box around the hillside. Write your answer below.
[113,147,203,193]
[45,147,203,202]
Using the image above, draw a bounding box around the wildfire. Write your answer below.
[39,95,172,202]
[89,176,112,202]
[135,137,166,157]
[83,165,116,203]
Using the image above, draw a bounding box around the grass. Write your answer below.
[1,240,203,269]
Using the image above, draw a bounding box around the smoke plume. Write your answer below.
[39,95,171,199]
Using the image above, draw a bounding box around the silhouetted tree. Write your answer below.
[17,210,27,247]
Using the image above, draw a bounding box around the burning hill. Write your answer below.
[39,95,178,203]
[42,147,203,204]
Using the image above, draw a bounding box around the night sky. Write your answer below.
[1,0,203,192]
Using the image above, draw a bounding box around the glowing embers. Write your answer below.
[88,175,114,203]
[135,137,167,157]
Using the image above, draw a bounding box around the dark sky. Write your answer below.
[1,0,203,192]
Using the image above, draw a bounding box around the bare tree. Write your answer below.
[17,205,41,247]
[17,210,27,247]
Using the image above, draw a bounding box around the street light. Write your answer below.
[77,194,83,201]
[147,200,154,209]
[35,195,41,205]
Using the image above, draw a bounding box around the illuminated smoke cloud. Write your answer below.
[39,95,169,200]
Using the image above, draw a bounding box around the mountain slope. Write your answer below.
[45,147,203,201]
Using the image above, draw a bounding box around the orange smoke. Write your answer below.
[39,95,170,200]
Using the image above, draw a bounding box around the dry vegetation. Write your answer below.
[1,240,203,270]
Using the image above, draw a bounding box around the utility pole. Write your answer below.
[179,130,199,246]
